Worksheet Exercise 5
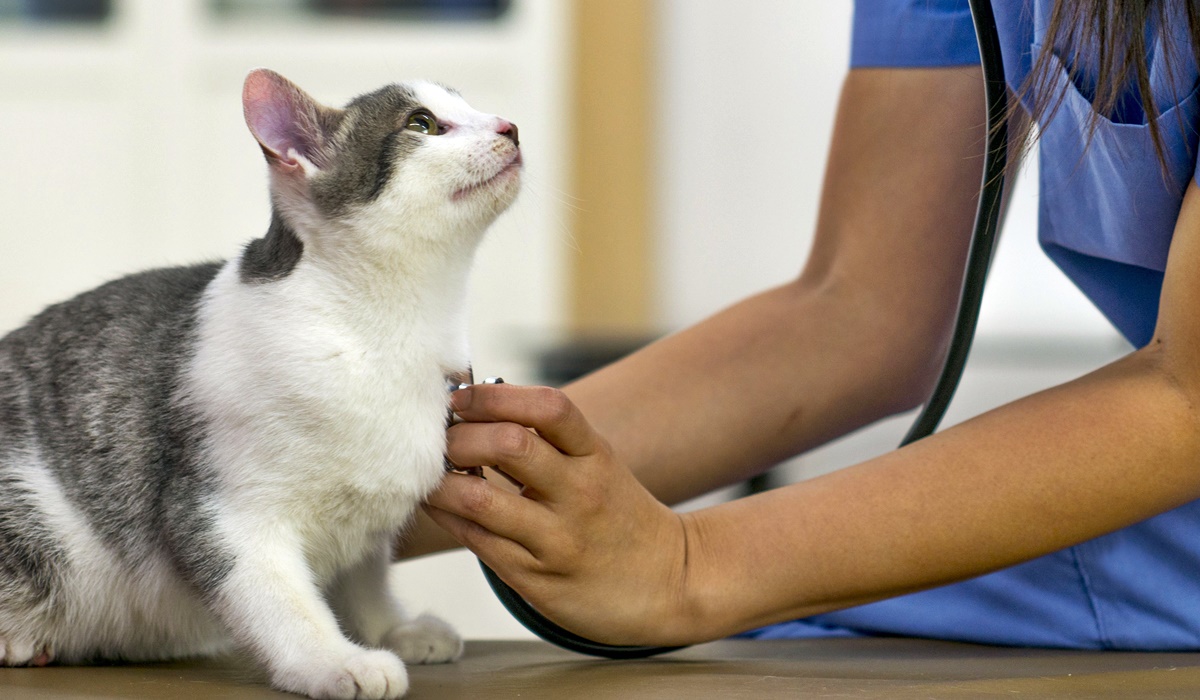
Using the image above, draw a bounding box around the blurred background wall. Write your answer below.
[0,0,1129,639]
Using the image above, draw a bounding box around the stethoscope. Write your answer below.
[460,0,1010,660]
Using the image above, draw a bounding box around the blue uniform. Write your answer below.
[745,0,1200,649]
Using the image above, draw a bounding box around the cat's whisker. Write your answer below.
[520,169,587,213]
[514,172,583,254]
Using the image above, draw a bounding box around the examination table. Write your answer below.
[2,637,1199,698]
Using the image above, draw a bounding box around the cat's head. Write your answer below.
[242,69,521,250]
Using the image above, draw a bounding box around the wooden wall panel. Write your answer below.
[569,0,654,332]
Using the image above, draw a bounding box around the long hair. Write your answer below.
[1023,0,1200,165]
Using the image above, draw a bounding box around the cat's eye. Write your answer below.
[405,111,440,136]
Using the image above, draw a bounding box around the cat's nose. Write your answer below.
[497,119,519,147]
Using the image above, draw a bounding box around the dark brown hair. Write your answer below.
[1023,0,1200,165]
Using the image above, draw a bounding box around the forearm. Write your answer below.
[566,67,990,505]
[678,345,1200,641]
[679,178,1200,641]
[564,281,943,504]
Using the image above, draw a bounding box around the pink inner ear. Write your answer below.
[243,70,313,165]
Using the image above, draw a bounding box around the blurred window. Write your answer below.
[0,0,112,23]
[210,0,511,22]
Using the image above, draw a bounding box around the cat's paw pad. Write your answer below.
[381,614,463,664]
[281,648,408,700]
[0,639,53,667]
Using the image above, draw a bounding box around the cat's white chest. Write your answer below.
[310,344,451,497]
[188,262,465,549]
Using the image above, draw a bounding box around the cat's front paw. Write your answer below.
[381,613,463,664]
[276,648,408,700]
[0,638,53,667]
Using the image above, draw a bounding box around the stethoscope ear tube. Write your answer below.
[901,0,1008,446]
[481,0,1009,659]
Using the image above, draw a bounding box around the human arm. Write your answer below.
[668,179,1200,638]
[565,66,993,504]
[428,248,1200,645]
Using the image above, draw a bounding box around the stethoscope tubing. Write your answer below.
[900,0,1008,446]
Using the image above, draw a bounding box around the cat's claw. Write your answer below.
[382,614,463,665]
[0,639,54,667]
[279,648,408,700]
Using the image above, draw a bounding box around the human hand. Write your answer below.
[424,383,698,646]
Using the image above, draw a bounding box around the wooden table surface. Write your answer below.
[2,637,1199,699]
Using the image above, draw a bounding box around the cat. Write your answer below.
[0,68,521,699]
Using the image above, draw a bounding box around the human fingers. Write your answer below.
[451,384,600,457]
[446,420,572,495]
[421,502,540,571]
[426,471,554,547]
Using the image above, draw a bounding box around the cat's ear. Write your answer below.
[242,69,339,175]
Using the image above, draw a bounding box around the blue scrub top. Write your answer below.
[745,0,1200,650]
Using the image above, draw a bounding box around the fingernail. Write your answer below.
[451,387,473,412]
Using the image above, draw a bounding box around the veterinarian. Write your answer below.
[417,0,1200,650]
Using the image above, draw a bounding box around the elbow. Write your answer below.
[836,292,956,419]
[872,338,952,418]
[789,271,959,421]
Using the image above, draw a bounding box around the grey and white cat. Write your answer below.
[0,68,521,699]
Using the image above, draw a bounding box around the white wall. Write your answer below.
[655,0,849,329]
